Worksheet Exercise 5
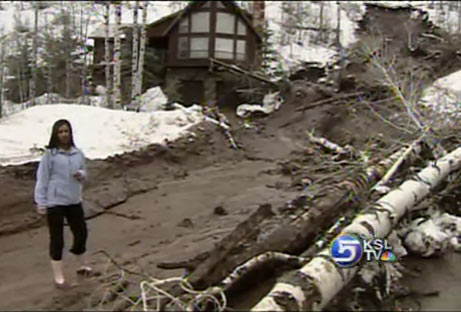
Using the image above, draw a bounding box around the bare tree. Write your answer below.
[336,1,341,47]
[131,0,139,106]
[0,33,6,118]
[30,1,39,106]
[458,1,461,33]
[80,2,91,105]
[135,1,148,104]
[44,12,53,103]
[319,1,325,42]
[113,1,122,109]
[60,3,71,99]
[104,2,112,108]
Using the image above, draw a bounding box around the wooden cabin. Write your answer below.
[88,0,263,106]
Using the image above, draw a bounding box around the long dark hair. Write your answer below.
[46,119,75,150]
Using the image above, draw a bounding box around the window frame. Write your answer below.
[175,3,249,62]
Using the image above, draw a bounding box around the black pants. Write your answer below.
[46,203,88,261]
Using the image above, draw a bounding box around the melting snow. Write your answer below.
[0,103,204,166]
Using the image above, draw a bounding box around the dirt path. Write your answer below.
[399,253,461,311]
[0,155,300,311]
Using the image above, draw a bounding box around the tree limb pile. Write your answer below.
[251,146,461,311]
[182,138,427,291]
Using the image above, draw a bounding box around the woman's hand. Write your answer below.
[73,170,84,182]
[37,206,47,215]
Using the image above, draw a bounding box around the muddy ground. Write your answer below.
[2,3,461,311]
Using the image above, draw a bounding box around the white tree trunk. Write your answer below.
[80,2,90,105]
[135,1,147,105]
[0,40,5,118]
[60,3,71,99]
[319,1,324,42]
[104,2,112,109]
[131,0,139,106]
[458,1,461,33]
[113,2,122,109]
[336,1,341,47]
[30,2,38,106]
[44,12,53,103]
[252,146,461,311]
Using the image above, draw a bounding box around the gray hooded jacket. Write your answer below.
[34,147,87,208]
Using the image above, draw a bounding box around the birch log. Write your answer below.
[131,1,139,106]
[104,2,112,109]
[113,2,122,109]
[252,146,461,311]
[135,1,147,105]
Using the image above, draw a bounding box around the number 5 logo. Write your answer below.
[331,234,363,268]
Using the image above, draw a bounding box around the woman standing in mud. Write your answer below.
[34,119,92,288]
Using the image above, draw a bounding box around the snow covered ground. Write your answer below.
[419,69,461,129]
[0,103,204,166]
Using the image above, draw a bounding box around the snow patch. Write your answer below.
[236,91,283,118]
[0,103,204,166]
[419,69,461,128]
[401,212,461,257]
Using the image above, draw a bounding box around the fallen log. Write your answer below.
[182,204,275,288]
[184,138,427,290]
[251,146,461,311]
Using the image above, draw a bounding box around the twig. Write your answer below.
[358,95,416,134]
[93,249,151,279]
[295,91,365,112]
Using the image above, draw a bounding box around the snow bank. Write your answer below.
[419,69,461,128]
[0,103,204,166]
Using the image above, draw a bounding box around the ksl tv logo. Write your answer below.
[330,234,397,268]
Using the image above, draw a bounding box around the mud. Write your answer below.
[1,3,461,311]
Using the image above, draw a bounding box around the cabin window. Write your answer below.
[236,40,246,61]
[201,2,211,8]
[178,18,188,34]
[215,38,234,59]
[216,12,235,34]
[191,12,210,33]
[237,19,247,36]
[175,5,249,62]
[190,37,209,58]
